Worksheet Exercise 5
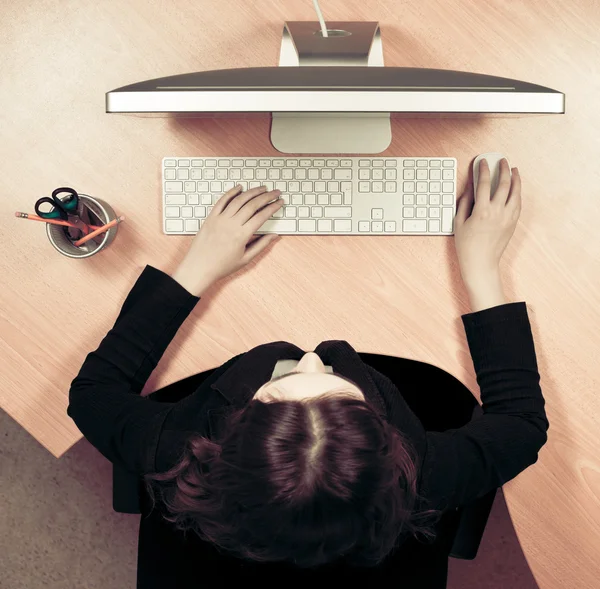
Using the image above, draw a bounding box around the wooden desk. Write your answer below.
[1,0,598,586]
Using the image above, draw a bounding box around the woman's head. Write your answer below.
[145,355,440,568]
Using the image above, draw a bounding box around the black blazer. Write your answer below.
[67,265,549,514]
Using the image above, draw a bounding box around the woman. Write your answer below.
[67,158,548,587]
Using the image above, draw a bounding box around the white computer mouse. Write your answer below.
[473,152,511,196]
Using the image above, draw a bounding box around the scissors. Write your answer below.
[34,187,80,221]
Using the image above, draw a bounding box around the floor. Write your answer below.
[1,408,540,589]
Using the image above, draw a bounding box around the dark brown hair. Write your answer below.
[144,391,441,568]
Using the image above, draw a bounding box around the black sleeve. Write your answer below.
[419,302,549,511]
[67,265,200,472]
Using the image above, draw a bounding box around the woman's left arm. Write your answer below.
[68,185,282,471]
[67,264,201,471]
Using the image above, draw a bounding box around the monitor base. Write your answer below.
[271,21,391,154]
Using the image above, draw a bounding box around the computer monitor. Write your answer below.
[106,21,565,153]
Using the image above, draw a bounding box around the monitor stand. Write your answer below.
[271,21,391,154]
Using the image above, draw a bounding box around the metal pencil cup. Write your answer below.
[46,194,118,259]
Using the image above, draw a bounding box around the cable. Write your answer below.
[312,0,328,37]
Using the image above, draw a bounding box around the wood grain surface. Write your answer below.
[1,1,599,587]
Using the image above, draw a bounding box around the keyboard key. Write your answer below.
[302,181,313,192]
[416,207,427,218]
[184,181,196,192]
[205,159,217,167]
[178,159,190,167]
[442,182,454,192]
[165,194,186,205]
[201,194,212,205]
[334,169,352,180]
[430,194,441,205]
[416,181,428,193]
[164,169,176,180]
[429,181,441,193]
[299,219,316,232]
[286,159,298,166]
[385,181,397,193]
[371,208,384,219]
[232,159,244,166]
[442,169,454,180]
[340,159,352,167]
[403,194,415,205]
[305,194,316,205]
[294,168,307,180]
[317,194,329,205]
[327,181,340,193]
[403,169,415,180]
[430,160,441,167]
[291,194,303,205]
[443,160,454,167]
[165,206,180,218]
[330,194,342,205]
[359,160,370,167]
[260,219,297,232]
[164,159,177,167]
[442,194,454,205]
[416,169,428,180]
[442,208,454,232]
[298,206,310,218]
[358,221,370,232]
[268,169,281,180]
[256,169,267,180]
[384,221,396,232]
[334,219,352,232]
[417,194,428,205]
[314,181,326,192]
[359,181,370,192]
[282,168,294,180]
[203,169,215,180]
[371,221,383,232]
[429,219,441,232]
[194,206,206,217]
[185,219,199,232]
[417,160,428,167]
[181,206,193,218]
[166,219,184,232]
[188,194,199,205]
[404,159,415,167]
[341,182,352,205]
[325,206,352,218]
[245,159,258,166]
[285,206,297,218]
[190,169,203,180]
[430,207,440,218]
[403,181,415,192]
[429,169,441,180]
[210,181,222,192]
[217,169,228,180]
[218,159,231,166]
[259,159,270,167]
[359,169,370,180]
[372,181,383,193]
[385,159,396,167]
[326,159,339,167]
[385,169,397,180]
[403,219,427,232]
[372,169,384,180]
[177,169,189,180]
[403,207,414,217]
[318,219,332,232]
[311,206,323,217]
[373,160,384,167]
[299,159,311,167]
[165,181,183,192]
[314,159,325,167]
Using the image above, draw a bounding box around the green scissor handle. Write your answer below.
[35,187,79,220]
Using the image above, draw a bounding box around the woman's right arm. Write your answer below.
[419,271,549,511]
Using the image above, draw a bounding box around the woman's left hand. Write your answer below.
[174,185,284,292]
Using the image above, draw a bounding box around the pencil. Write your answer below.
[14,212,102,231]
[73,215,126,247]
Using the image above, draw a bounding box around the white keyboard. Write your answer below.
[162,157,457,235]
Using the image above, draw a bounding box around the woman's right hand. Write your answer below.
[454,158,522,287]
